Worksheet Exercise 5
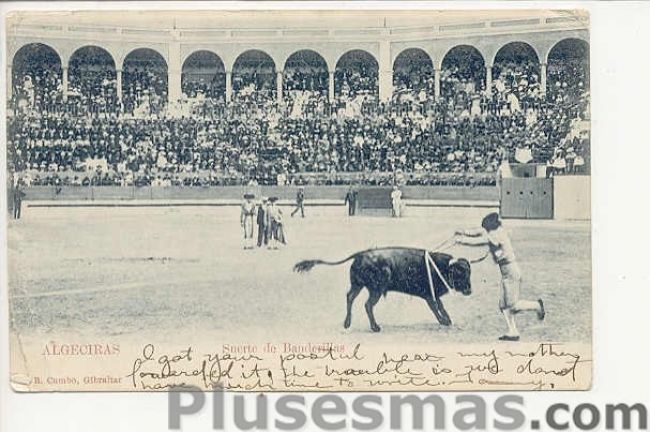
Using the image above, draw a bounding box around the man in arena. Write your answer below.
[291,187,305,218]
[391,185,403,218]
[496,154,513,195]
[240,193,256,250]
[12,181,26,220]
[266,197,286,249]
[344,186,357,216]
[455,212,545,341]
[256,197,268,248]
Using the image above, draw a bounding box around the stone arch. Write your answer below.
[69,45,116,68]
[392,48,434,93]
[334,49,379,97]
[181,50,226,100]
[117,45,167,71]
[63,42,117,68]
[10,41,63,68]
[11,42,62,90]
[493,41,540,68]
[491,41,541,96]
[545,36,589,64]
[283,49,329,94]
[440,44,486,96]
[68,45,117,102]
[232,49,277,99]
[546,38,590,96]
[122,47,169,109]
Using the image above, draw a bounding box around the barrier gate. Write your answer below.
[500,178,554,219]
[356,187,393,216]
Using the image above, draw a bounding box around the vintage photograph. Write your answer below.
[5,9,591,391]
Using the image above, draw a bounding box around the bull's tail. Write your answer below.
[293,252,360,273]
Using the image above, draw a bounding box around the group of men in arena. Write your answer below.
[240,193,287,250]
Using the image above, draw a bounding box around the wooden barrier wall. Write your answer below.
[20,185,499,203]
[500,178,554,219]
[14,180,589,220]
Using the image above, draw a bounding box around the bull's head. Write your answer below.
[449,258,472,296]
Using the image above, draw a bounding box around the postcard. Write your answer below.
[5,8,591,391]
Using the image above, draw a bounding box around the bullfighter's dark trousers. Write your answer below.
[257,224,267,247]
[291,203,305,218]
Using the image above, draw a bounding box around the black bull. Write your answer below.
[294,247,472,332]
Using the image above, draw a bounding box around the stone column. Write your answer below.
[328,71,335,102]
[379,70,393,102]
[62,66,68,100]
[378,39,392,101]
[540,62,547,96]
[485,64,493,95]
[7,65,12,101]
[116,68,122,102]
[276,71,283,102]
[168,69,182,103]
[225,71,232,102]
[434,67,441,101]
[168,41,182,103]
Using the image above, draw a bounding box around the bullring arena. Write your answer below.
[6,10,591,347]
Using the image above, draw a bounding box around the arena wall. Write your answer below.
[18,181,588,218]
[20,185,499,204]
[553,175,591,220]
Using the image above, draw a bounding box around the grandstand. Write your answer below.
[6,10,589,205]
[6,11,593,383]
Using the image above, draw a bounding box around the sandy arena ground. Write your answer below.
[7,204,591,346]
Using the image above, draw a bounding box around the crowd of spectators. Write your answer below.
[334,63,379,99]
[284,68,329,95]
[182,73,226,101]
[8,50,590,187]
[12,64,64,114]
[394,64,435,96]
[67,68,119,115]
[122,67,168,116]
[232,69,276,102]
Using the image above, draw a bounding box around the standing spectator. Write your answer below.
[12,182,26,220]
[257,197,269,248]
[240,193,256,250]
[267,197,286,249]
[344,186,358,216]
[291,187,305,218]
[391,186,403,218]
